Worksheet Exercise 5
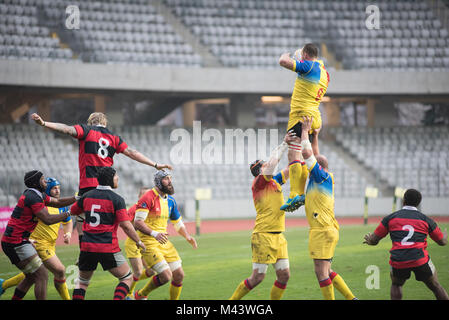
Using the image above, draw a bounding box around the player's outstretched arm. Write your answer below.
[31,113,77,137]
[120,220,146,252]
[434,229,448,246]
[175,222,197,249]
[35,207,71,225]
[363,232,382,246]
[312,126,321,156]
[48,195,77,208]
[122,147,173,171]
[279,52,295,70]
[261,132,293,178]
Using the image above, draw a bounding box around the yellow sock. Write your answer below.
[270,280,287,300]
[319,278,335,300]
[2,273,25,289]
[139,268,153,281]
[128,276,139,296]
[54,279,71,300]
[139,275,162,297]
[169,281,183,300]
[288,161,303,198]
[330,272,355,300]
[229,279,252,300]
[299,164,308,194]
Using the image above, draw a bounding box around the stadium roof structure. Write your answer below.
[1,59,448,97]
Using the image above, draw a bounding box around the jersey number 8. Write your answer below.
[98,138,110,159]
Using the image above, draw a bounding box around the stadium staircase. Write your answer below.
[151,0,222,68]
[428,0,449,30]
[325,132,393,197]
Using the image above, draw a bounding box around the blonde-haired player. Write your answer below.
[278,43,330,212]
[0,177,72,300]
[134,171,197,300]
[230,132,296,300]
[30,111,173,262]
[124,186,155,299]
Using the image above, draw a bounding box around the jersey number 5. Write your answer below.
[89,204,101,227]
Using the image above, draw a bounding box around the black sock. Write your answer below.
[72,288,86,300]
[113,282,130,300]
[12,288,26,300]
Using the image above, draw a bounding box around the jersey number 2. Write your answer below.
[401,225,415,246]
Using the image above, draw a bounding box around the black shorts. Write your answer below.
[1,241,37,265]
[78,187,96,196]
[78,251,126,272]
[287,121,314,142]
[391,259,435,282]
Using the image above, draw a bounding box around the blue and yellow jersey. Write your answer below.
[305,159,339,230]
[30,206,71,243]
[252,172,287,233]
[287,59,329,131]
[135,188,182,236]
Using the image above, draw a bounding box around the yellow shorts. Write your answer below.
[287,112,322,135]
[124,237,142,259]
[30,239,56,262]
[141,238,181,269]
[308,227,339,260]
[251,232,288,265]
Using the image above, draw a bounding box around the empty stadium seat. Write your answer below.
[0,123,378,207]
[333,126,449,197]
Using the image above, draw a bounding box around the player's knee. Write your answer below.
[51,263,66,278]
[172,268,184,283]
[54,269,66,280]
[34,265,48,282]
[277,270,290,283]
[158,269,172,284]
[132,267,143,279]
[253,273,266,285]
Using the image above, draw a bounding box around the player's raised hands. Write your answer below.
[301,116,313,132]
[31,113,45,126]
[156,163,173,171]
[284,130,298,144]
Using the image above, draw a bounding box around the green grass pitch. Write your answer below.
[1,222,448,300]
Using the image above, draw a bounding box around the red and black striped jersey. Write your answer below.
[1,189,50,244]
[70,186,129,253]
[374,207,444,269]
[74,124,128,189]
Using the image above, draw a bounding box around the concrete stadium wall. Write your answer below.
[1,59,449,96]
[184,197,449,220]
